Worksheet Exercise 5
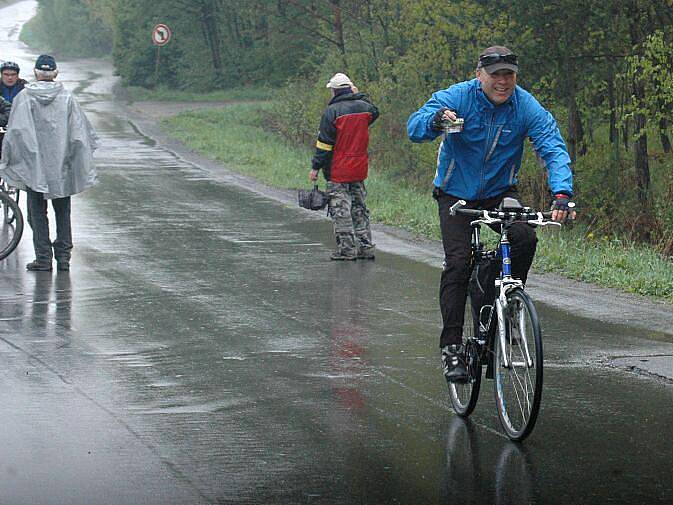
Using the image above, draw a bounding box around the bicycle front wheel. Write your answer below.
[494,289,543,441]
[448,292,482,417]
[0,190,24,260]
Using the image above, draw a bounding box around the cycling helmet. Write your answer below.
[0,61,20,73]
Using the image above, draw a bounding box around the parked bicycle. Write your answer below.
[0,126,24,260]
[447,197,567,441]
[0,172,20,224]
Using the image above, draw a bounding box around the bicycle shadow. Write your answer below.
[441,417,539,505]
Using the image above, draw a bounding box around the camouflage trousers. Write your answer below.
[327,181,374,256]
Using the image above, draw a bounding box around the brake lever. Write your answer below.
[527,214,562,227]
[449,199,467,216]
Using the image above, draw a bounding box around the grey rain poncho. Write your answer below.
[0,81,99,199]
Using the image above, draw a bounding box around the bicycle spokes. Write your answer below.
[494,290,543,441]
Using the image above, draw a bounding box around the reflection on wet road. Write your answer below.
[2,1,673,503]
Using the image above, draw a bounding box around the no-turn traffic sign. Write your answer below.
[152,24,172,46]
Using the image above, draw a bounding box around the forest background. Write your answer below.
[19,0,673,295]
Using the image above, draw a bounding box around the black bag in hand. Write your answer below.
[298,184,328,211]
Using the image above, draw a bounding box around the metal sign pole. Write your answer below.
[155,45,161,86]
[152,24,171,87]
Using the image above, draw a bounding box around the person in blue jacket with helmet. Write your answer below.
[407,45,575,383]
[0,61,27,104]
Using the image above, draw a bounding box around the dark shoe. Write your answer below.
[57,262,70,272]
[441,344,468,383]
[26,260,52,272]
[357,247,376,260]
[330,251,357,261]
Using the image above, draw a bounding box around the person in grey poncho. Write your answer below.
[0,55,99,272]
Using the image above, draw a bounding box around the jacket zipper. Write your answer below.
[485,125,503,163]
[442,159,455,188]
[479,112,495,199]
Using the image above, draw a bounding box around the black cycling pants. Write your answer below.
[435,187,537,347]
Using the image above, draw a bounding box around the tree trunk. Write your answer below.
[659,118,671,153]
[633,80,650,205]
[622,120,630,151]
[627,2,650,206]
[573,101,586,156]
[607,66,617,145]
[565,63,585,160]
[199,0,223,80]
[566,62,577,162]
[364,0,380,77]
[329,0,347,65]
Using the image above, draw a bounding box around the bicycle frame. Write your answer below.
[470,220,537,370]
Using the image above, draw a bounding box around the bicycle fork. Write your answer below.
[496,290,533,369]
[495,295,510,368]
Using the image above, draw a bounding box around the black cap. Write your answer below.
[35,54,57,71]
[477,46,518,74]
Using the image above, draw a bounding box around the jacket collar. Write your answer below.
[329,91,365,105]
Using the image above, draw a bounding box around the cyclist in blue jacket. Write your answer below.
[407,46,574,382]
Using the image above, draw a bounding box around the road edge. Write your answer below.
[118,99,673,340]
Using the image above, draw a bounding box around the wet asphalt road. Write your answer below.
[2,2,673,504]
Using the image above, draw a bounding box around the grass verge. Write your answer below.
[125,86,273,103]
[162,102,673,302]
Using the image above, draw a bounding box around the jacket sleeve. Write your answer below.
[368,100,379,125]
[311,108,336,171]
[407,88,459,143]
[525,96,574,196]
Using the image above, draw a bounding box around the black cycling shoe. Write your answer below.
[26,260,52,272]
[441,344,468,383]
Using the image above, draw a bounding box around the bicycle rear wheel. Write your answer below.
[0,190,24,260]
[494,289,543,441]
[448,292,482,417]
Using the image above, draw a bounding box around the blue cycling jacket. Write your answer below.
[407,79,573,200]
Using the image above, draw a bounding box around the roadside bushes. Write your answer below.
[20,0,111,57]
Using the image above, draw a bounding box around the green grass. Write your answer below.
[125,86,273,103]
[535,226,673,299]
[163,102,673,302]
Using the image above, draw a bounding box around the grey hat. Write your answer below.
[477,46,518,74]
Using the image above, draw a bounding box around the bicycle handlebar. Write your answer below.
[449,199,559,226]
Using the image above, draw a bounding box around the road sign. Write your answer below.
[152,24,172,47]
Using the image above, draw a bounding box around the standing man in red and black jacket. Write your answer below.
[310,73,379,261]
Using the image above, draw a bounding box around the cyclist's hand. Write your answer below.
[431,108,457,131]
[551,194,576,222]
[309,169,319,182]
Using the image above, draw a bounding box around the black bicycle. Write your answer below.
[447,197,563,441]
[0,127,24,260]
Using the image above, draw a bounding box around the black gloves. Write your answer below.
[551,194,575,213]
[431,107,449,131]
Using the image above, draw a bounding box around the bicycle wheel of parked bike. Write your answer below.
[494,289,543,441]
[7,189,19,224]
[0,179,20,224]
[0,190,24,260]
[448,292,482,417]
